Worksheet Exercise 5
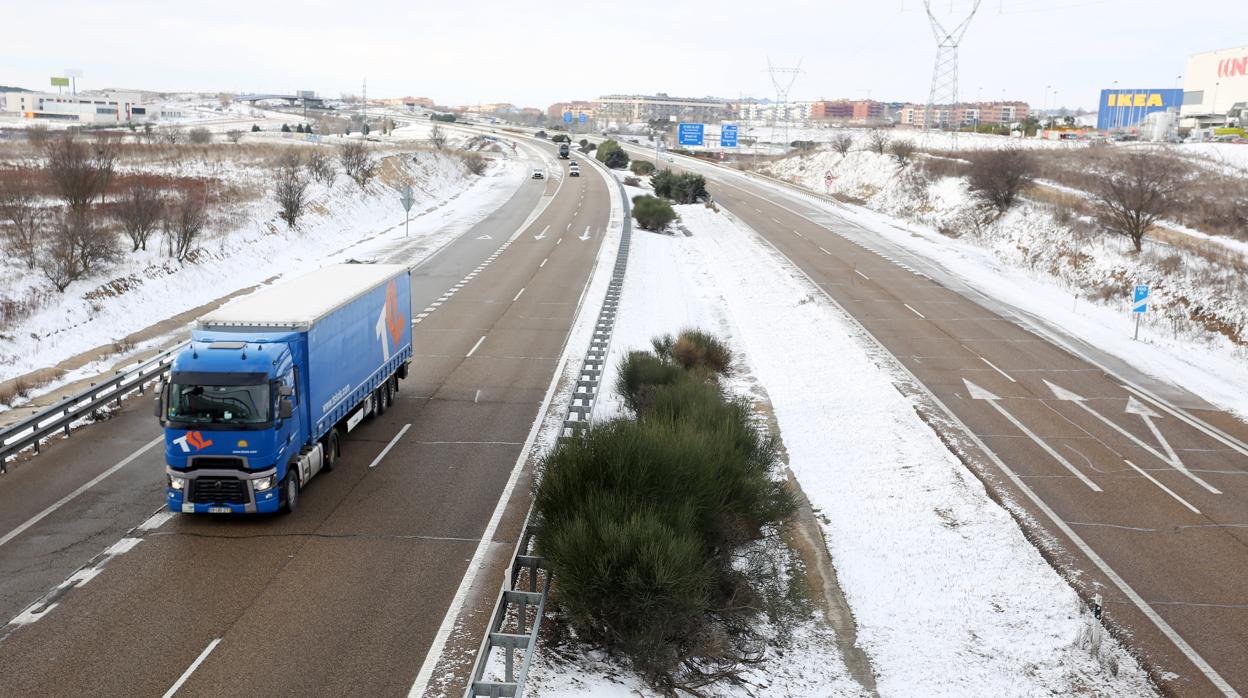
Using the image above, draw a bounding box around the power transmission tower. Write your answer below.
[766,57,803,154]
[923,0,981,133]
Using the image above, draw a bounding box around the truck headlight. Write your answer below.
[252,475,276,492]
[168,475,187,491]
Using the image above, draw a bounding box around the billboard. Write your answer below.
[1182,46,1248,117]
[1097,89,1183,130]
[50,77,69,87]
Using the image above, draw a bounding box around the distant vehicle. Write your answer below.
[558,143,570,158]
[157,265,412,515]
[532,168,545,179]
[568,162,580,177]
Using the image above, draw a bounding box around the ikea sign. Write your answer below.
[1097,89,1183,130]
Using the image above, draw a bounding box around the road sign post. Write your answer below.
[400,185,415,237]
[721,124,738,148]
[1132,284,1149,340]
[824,170,835,193]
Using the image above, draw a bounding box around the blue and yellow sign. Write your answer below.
[1097,89,1182,130]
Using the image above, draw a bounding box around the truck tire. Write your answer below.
[390,374,399,394]
[322,429,340,472]
[376,385,389,416]
[280,467,300,514]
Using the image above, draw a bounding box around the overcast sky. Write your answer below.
[4,1,1244,111]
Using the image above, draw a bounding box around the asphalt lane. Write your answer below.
[0,146,609,696]
[629,146,1248,696]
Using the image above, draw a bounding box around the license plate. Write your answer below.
[182,503,195,514]
[208,506,231,514]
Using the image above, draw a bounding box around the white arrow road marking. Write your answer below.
[534,225,548,240]
[1046,380,1221,495]
[475,234,492,240]
[965,379,1102,492]
[579,226,591,241]
[1125,460,1201,514]
[1126,396,1221,494]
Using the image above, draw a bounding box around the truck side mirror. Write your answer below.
[278,398,293,420]
[278,383,294,397]
[154,381,166,421]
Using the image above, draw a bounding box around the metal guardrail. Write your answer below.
[0,342,187,472]
[465,176,632,698]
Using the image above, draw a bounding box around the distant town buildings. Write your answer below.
[896,101,1030,128]
[0,90,154,124]
[595,94,730,126]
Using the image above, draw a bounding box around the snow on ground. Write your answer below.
[0,146,528,393]
[528,174,1153,696]
[759,148,1248,420]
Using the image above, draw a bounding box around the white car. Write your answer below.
[531,168,545,180]
[568,162,580,177]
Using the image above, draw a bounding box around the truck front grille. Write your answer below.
[189,477,249,504]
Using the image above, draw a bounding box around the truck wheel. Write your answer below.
[322,429,340,472]
[280,467,300,514]
[390,374,399,394]
[376,385,389,416]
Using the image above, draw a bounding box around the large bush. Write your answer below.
[650,169,708,204]
[596,139,630,169]
[615,350,686,413]
[967,146,1034,215]
[632,195,676,232]
[630,159,656,175]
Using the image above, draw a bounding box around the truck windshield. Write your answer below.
[168,382,270,425]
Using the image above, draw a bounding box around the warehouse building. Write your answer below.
[0,90,150,123]
[1181,45,1248,127]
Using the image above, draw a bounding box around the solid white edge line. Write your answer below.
[465,336,486,358]
[980,356,1017,383]
[903,303,926,319]
[720,207,1241,697]
[162,638,221,698]
[513,287,525,303]
[0,436,163,549]
[407,137,621,698]
[1125,460,1201,514]
[368,424,412,469]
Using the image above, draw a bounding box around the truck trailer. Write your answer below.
[156,264,413,514]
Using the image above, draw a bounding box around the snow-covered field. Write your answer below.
[758,148,1248,420]
[526,175,1152,697]
[0,134,527,405]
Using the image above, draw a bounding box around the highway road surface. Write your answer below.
[0,139,614,697]
[618,142,1248,697]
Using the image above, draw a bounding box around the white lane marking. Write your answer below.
[0,436,162,549]
[465,335,486,358]
[11,602,57,625]
[534,225,549,240]
[566,222,571,231]
[540,258,548,268]
[979,357,1017,383]
[474,389,481,404]
[1125,460,1201,514]
[1127,397,1221,494]
[162,638,222,698]
[138,511,176,531]
[772,217,782,224]
[820,247,831,255]
[695,160,1241,695]
[854,269,869,280]
[579,226,591,241]
[513,287,526,302]
[754,207,763,213]
[1121,384,1248,458]
[903,303,925,319]
[964,379,1102,492]
[556,237,563,245]
[368,424,412,469]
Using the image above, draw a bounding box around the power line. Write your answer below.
[923,0,982,135]
[766,56,803,153]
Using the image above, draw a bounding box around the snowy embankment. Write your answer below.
[760,148,1248,420]
[0,145,525,400]
[526,178,1153,696]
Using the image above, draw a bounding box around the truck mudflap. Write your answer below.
[165,466,281,514]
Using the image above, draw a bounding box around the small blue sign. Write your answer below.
[563,111,573,123]
[1132,284,1150,313]
[721,124,738,148]
[678,123,704,146]
[578,112,587,124]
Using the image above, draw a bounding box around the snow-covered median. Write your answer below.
[529,183,1153,696]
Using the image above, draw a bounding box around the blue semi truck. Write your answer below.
[155,264,413,514]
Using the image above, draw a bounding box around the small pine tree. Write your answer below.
[281,123,291,133]
[251,124,261,132]
[296,123,304,133]
[362,123,370,136]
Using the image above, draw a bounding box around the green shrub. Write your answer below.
[630,159,656,175]
[632,195,677,232]
[535,130,548,139]
[596,139,630,169]
[431,112,457,123]
[551,133,571,143]
[672,329,733,375]
[615,350,685,413]
[650,169,708,204]
[623,176,640,186]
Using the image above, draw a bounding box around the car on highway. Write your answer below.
[568,162,580,177]
[532,168,545,180]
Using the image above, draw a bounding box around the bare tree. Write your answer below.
[866,129,890,155]
[165,190,207,261]
[889,139,918,166]
[273,151,311,227]
[305,149,337,186]
[430,123,447,150]
[218,93,234,109]
[1093,150,1182,252]
[25,124,50,146]
[188,127,212,144]
[830,133,854,156]
[115,179,165,251]
[967,147,1034,215]
[225,129,244,145]
[160,126,184,145]
[41,209,117,291]
[339,141,377,187]
[0,169,44,268]
[461,152,488,176]
[44,134,116,211]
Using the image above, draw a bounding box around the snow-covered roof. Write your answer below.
[199,264,405,330]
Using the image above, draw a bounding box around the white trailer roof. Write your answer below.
[199,264,406,330]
